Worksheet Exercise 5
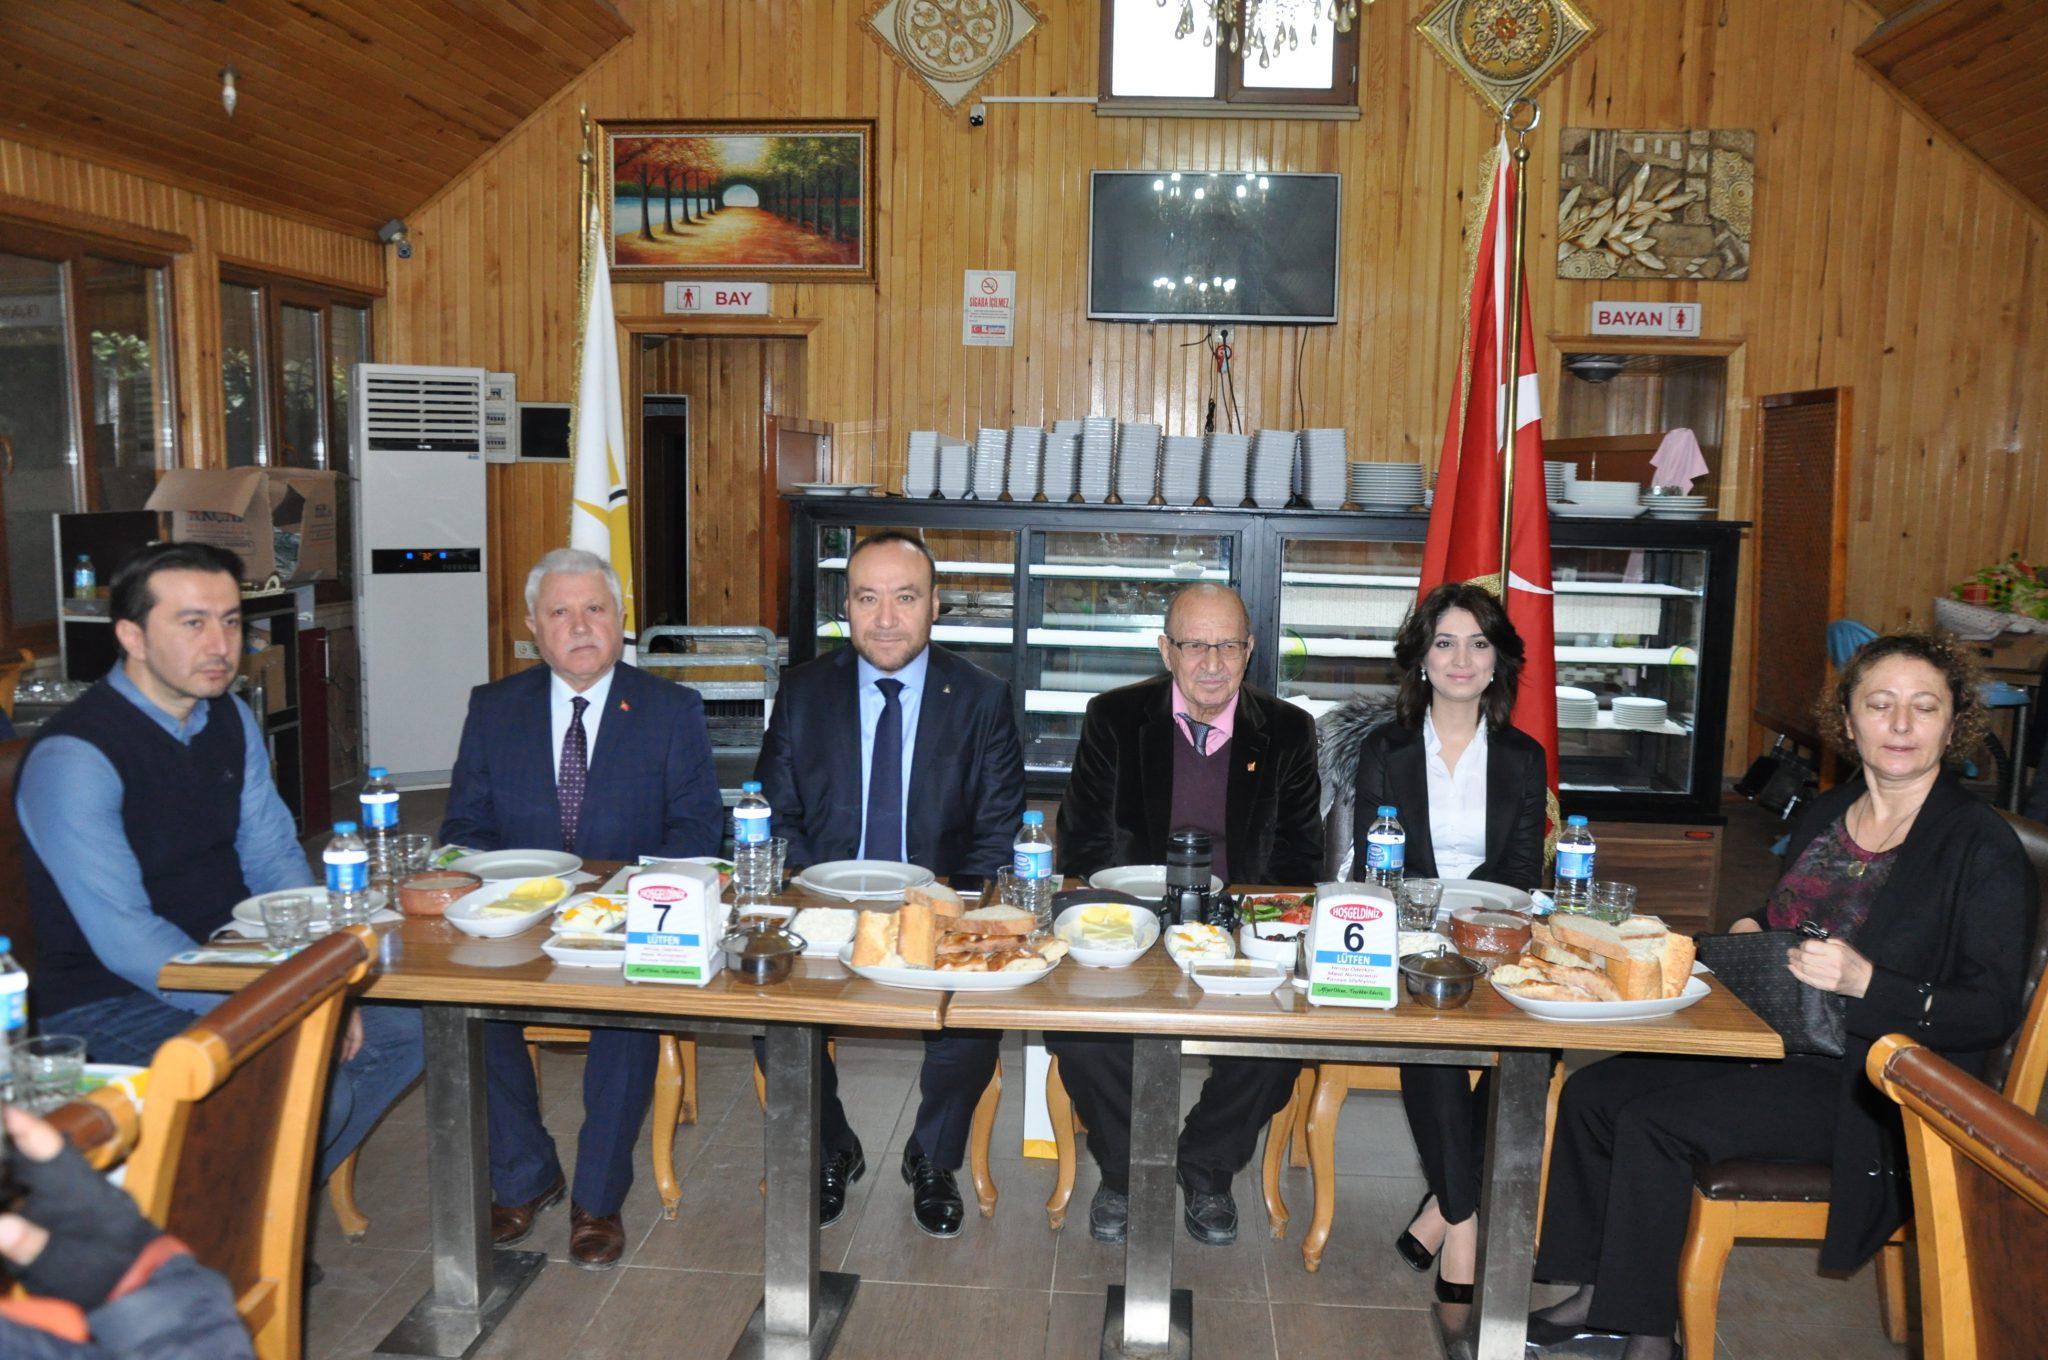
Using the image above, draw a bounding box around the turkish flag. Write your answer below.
[1420,135,1560,792]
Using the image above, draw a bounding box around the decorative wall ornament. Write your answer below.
[1556,127,1754,281]
[1414,0,1599,115]
[864,0,1044,111]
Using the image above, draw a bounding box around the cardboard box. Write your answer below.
[240,637,289,715]
[146,467,338,585]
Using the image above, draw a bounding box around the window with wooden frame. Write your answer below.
[1099,0,1360,111]
[0,221,177,651]
[217,270,373,586]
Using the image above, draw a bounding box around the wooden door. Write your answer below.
[1751,388,1852,748]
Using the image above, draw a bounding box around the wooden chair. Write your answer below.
[1867,1032,2048,1360]
[103,925,378,1360]
[522,1026,700,1219]
[0,648,33,722]
[1677,810,2048,1353]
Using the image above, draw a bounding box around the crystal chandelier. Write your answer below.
[1160,0,1371,67]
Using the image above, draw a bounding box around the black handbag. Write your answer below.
[1696,925,1847,1058]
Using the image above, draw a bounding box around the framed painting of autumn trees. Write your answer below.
[601,119,877,282]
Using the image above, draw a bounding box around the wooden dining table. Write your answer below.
[945,931,1783,1360]
[161,865,942,1360]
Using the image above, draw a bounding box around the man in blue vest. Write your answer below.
[17,542,423,1187]
[442,548,724,1269]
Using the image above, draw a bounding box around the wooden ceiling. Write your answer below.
[1859,0,2048,215]
[0,0,630,235]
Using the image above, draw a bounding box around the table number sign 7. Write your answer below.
[624,862,726,985]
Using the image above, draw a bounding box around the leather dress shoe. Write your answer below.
[1181,1187,1238,1246]
[1089,1185,1129,1244]
[490,1172,565,1247]
[568,1204,625,1270]
[820,1145,866,1228]
[901,1147,964,1238]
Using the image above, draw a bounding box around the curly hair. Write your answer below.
[1814,629,1989,765]
[1392,582,1525,731]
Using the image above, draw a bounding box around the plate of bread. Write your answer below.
[842,890,1067,990]
[1487,913,1706,1021]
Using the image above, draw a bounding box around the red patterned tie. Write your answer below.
[559,695,589,852]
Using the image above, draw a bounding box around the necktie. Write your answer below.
[865,679,904,861]
[1181,715,1213,755]
[559,695,589,852]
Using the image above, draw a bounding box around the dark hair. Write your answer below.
[1392,582,1525,731]
[1815,630,1988,764]
[110,542,244,628]
[846,529,936,590]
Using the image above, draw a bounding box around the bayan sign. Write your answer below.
[1589,301,1701,337]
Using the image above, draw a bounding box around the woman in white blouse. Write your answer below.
[1351,582,1548,1301]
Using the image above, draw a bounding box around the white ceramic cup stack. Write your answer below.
[1250,430,1299,507]
[1117,422,1162,501]
[1078,417,1116,503]
[904,430,940,498]
[1006,427,1045,500]
[1301,429,1349,510]
[937,440,971,498]
[1205,433,1250,504]
[1161,435,1205,506]
[970,428,1009,500]
[1042,432,1080,501]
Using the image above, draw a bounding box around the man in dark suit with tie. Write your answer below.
[443,548,724,1268]
[755,530,1025,1238]
[1051,582,1323,1247]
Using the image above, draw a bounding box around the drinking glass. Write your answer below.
[765,837,788,893]
[260,893,312,949]
[1398,878,1444,932]
[1589,880,1638,924]
[986,868,1018,908]
[14,1035,86,1113]
[398,833,436,872]
[367,841,404,894]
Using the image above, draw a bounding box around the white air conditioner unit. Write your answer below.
[350,364,489,786]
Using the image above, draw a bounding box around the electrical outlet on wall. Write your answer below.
[514,640,538,660]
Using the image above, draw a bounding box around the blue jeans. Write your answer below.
[45,991,423,1183]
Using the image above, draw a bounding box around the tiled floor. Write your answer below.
[302,794,1910,1358]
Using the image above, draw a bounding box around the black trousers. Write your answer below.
[1534,1053,1840,1338]
[1045,1034,1301,1196]
[752,1031,1002,1170]
[1400,1064,1491,1225]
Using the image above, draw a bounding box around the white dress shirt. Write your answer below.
[1423,709,1489,881]
[550,667,615,782]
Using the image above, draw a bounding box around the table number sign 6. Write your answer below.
[1305,883,1399,1009]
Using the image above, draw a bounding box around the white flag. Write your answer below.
[570,193,637,657]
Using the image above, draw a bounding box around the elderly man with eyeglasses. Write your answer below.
[1051,582,1323,1248]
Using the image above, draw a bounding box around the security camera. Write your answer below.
[968,103,986,128]
[377,218,412,260]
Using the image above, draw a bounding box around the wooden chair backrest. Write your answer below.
[121,927,374,1359]
[1870,1034,2048,1360]
[47,1085,142,1172]
[0,738,35,975]
[1990,811,2048,1111]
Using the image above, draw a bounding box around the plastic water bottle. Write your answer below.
[71,554,95,600]
[0,939,26,1095]
[1012,810,1055,929]
[324,821,371,928]
[1364,805,1406,892]
[359,766,400,856]
[1555,815,1596,909]
[733,781,774,904]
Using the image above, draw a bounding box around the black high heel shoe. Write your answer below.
[1393,1192,1438,1273]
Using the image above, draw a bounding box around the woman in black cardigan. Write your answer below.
[1529,632,2037,1360]
[1354,582,1548,1302]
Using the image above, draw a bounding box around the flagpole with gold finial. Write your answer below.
[1497,96,1540,592]
[569,106,594,541]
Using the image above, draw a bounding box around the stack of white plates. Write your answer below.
[1042,432,1080,501]
[1301,429,1348,510]
[1250,430,1299,507]
[1611,696,1670,729]
[1544,460,1576,503]
[1206,433,1250,504]
[1161,435,1205,506]
[1078,417,1116,503]
[1007,427,1045,500]
[905,430,940,498]
[1641,489,1712,519]
[971,429,1008,500]
[1556,685,1598,726]
[937,440,971,499]
[1349,460,1427,510]
[1117,423,1161,501]
[1554,479,1646,518]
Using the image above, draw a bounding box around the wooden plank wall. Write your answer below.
[0,133,385,469]
[384,0,2048,765]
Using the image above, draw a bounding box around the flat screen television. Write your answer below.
[1088,170,1341,325]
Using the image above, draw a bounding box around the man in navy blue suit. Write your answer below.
[755,531,1025,1238]
[443,548,724,1269]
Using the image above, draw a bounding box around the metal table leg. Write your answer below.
[1440,1048,1550,1360]
[376,1007,544,1358]
[731,1022,856,1359]
[1101,1036,1192,1359]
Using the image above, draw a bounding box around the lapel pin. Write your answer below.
[619,700,631,712]
[943,684,952,694]
[1247,761,1257,773]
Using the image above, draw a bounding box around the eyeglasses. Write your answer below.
[1166,637,1248,661]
